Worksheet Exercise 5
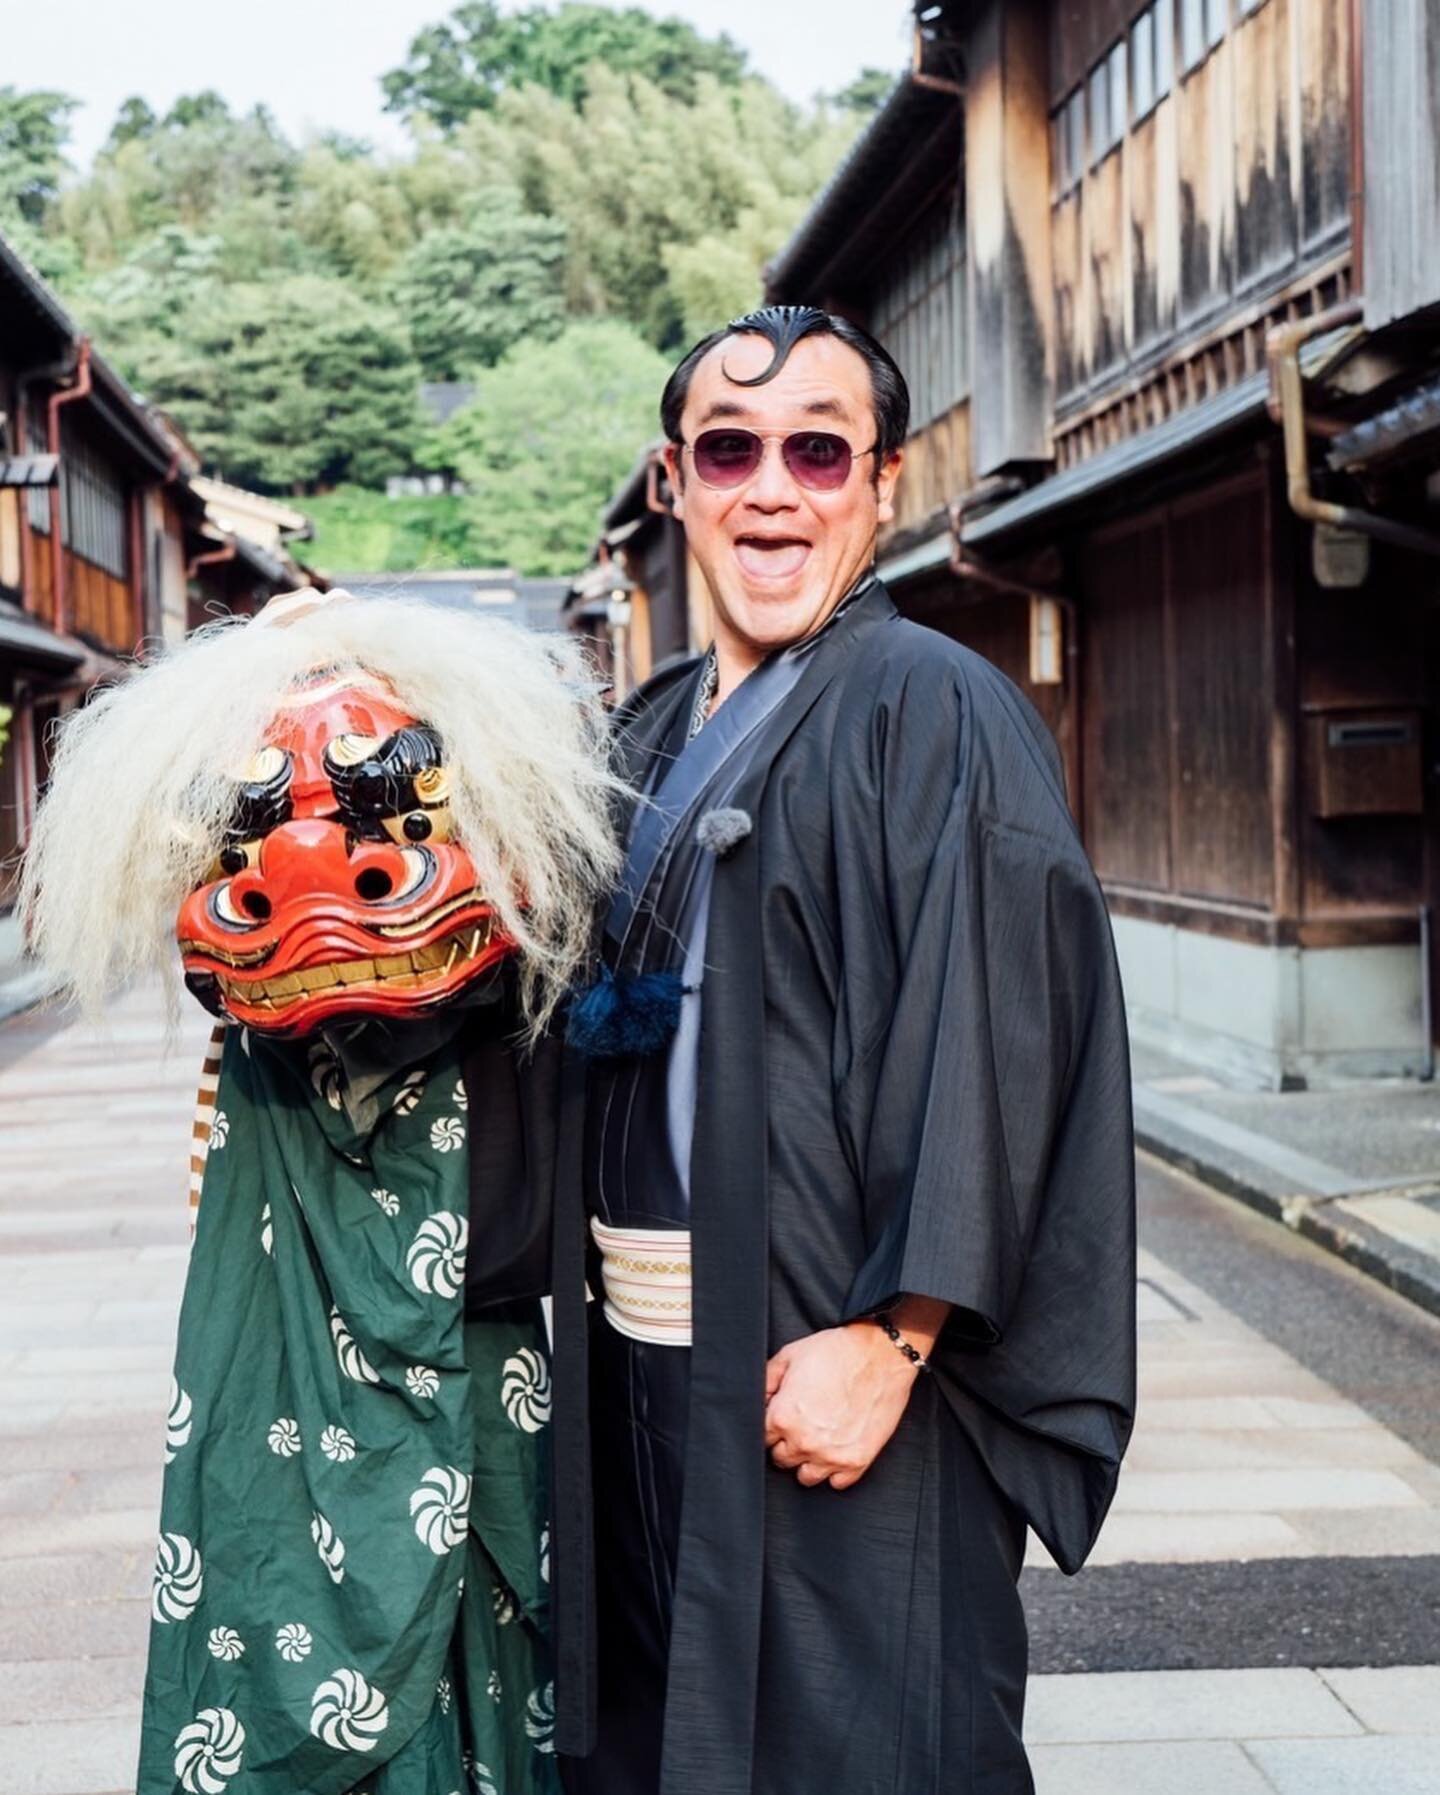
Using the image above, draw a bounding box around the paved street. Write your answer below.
[1,986,1439,1793]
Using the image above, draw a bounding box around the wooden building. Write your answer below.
[760,0,1440,1089]
[0,230,307,913]
[582,0,1440,1087]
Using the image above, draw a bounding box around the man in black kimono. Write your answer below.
[552,306,1136,1795]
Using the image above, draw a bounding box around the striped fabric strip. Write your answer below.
[188,1024,228,1229]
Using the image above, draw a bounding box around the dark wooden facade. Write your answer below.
[759,0,1440,1084]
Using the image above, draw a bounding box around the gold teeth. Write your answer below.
[215,921,496,1011]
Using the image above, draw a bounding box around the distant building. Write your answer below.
[385,382,476,499]
[334,568,569,635]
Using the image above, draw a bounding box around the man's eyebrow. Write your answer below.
[694,395,856,426]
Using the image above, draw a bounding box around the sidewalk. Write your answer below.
[1132,1042,1440,1322]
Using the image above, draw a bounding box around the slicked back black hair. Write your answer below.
[660,305,911,463]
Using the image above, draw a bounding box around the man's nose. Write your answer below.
[226,819,416,919]
[743,440,802,510]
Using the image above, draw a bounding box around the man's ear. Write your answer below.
[876,449,904,528]
[662,439,686,520]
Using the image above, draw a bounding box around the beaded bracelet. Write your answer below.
[875,1315,929,1372]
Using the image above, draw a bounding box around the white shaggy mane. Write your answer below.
[18,594,624,1037]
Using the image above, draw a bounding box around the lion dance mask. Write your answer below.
[178,673,516,1034]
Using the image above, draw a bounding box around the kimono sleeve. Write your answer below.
[840,669,1136,1572]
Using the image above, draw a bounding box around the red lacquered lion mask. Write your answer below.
[176,674,514,1034]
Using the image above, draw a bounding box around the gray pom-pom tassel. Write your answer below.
[696,807,753,858]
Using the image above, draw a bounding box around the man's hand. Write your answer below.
[763,1298,949,1491]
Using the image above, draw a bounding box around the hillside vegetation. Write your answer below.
[0,4,882,574]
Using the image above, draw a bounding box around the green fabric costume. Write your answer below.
[139,1025,559,1795]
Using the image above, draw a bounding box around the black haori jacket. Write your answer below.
[548,582,1137,1794]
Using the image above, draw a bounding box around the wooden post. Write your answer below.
[964,0,1053,476]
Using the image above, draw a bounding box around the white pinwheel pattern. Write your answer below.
[153,1532,204,1622]
[486,1670,502,1703]
[471,1763,499,1795]
[206,1626,244,1662]
[430,1115,465,1153]
[391,1069,427,1115]
[310,1667,390,1752]
[436,1674,452,1714]
[320,1424,356,1463]
[453,1078,468,1112]
[268,1416,302,1457]
[409,1465,471,1554]
[208,1111,230,1149]
[166,1379,193,1463]
[370,1187,400,1217]
[406,1212,467,1299]
[539,1523,550,1585]
[525,1681,556,1754]
[492,1582,516,1626]
[308,1041,344,1110]
[405,1364,440,1399]
[173,1705,244,1793]
[330,1307,381,1384]
[311,1511,347,1584]
[276,1622,313,1662]
[260,1204,273,1256]
[501,1348,551,1433]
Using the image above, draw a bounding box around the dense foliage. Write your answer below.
[0,6,870,573]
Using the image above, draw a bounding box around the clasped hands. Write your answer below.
[763,1296,950,1491]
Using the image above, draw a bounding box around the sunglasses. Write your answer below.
[682,428,878,492]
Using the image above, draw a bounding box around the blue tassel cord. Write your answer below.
[566,963,686,1059]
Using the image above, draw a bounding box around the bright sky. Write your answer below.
[9,0,915,171]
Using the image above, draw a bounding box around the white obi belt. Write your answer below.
[590,1218,693,1347]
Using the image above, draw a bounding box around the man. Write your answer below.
[551,306,1136,1795]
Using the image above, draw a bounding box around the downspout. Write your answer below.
[186,537,238,582]
[1267,304,1440,558]
[47,337,93,635]
[1349,0,1364,298]
[13,389,36,614]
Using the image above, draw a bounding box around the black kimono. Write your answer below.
[551,579,1136,1795]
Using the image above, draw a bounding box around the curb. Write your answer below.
[1134,1116,1440,1328]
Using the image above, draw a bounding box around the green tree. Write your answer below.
[105,96,159,151]
[382,1,748,127]
[439,318,669,573]
[831,68,895,115]
[456,68,857,345]
[163,90,232,131]
[137,276,421,490]
[0,86,76,227]
[389,197,567,378]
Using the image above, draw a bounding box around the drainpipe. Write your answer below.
[186,537,238,582]
[1267,304,1440,558]
[47,338,93,634]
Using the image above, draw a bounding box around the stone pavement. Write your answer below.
[1133,1039,1440,1321]
[1,984,1438,1794]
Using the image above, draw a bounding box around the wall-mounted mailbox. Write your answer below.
[1308,710,1423,818]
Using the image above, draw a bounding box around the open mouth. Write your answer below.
[206,919,502,1015]
[733,535,812,580]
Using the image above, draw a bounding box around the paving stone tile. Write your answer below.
[1281,1507,1440,1558]
[1135,1398,1280,1431]
[0,1472,74,1516]
[1318,1666,1440,1734]
[1124,1428,1424,1473]
[1025,1669,1363,1745]
[0,1655,144,1723]
[0,1598,149,1665]
[1111,1469,1424,1515]
[1257,1397,1378,1430]
[1139,1359,1332,1400]
[1084,1512,1307,1567]
[1030,1740,1275,1795]
[0,1431,160,1474]
[0,1510,156,1562]
[0,1551,149,1607]
[1243,1735,1440,1794]
[0,1715,137,1795]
